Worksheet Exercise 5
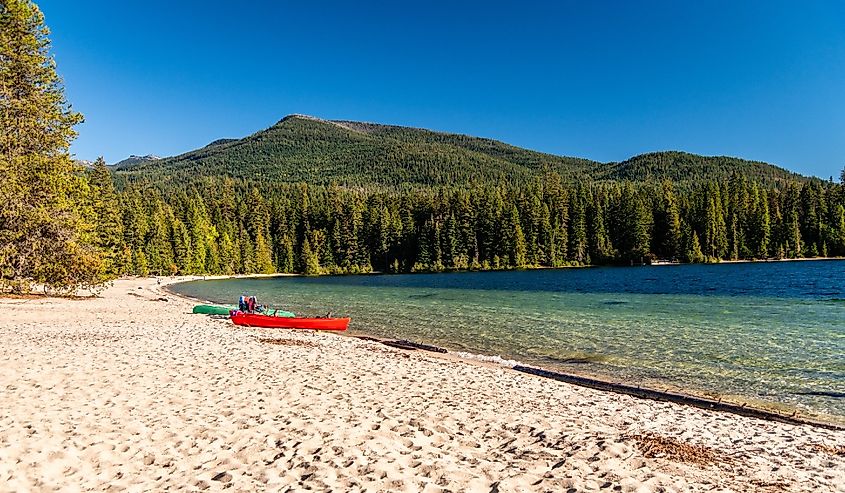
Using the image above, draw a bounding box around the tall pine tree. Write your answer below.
[0,0,103,292]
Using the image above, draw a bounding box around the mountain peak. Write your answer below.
[277,114,324,124]
[275,114,377,134]
[113,154,161,168]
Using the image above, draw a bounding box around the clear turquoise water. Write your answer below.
[171,261,845,421]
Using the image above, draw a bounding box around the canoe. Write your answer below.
[193,304,295,317]
[230,312,350,331]
[193,304,235,315]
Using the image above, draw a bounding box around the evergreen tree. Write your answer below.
[703,185,728,261]
[655,181,682,260]
[217,230,236,275]
[278,234,296,273]
[752,188,771,258]
[683,227,705,263]
[253,230,274,274]
[246,188,273,273]
[550,189,569,266]
[442,213,459,268]
[568,190,588,264]
[87,157,125,277]
[186,193,217,272]
[133,249,149,277]
[783,185,803,258]
[300,236,321,275]
[144,196,174,275]
[0,0,102,292]
[616,185,651,263]
[238,226,254,274]
[507,206,528,268]
[588,190,613,263]
[537,203,553,267]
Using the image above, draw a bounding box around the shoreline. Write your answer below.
[2,277,842,491]
[163,278,845,431]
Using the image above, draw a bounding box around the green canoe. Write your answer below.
[192,304,295,317]
[192,304,234,315]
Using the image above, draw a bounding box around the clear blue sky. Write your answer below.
[40,1,845,178]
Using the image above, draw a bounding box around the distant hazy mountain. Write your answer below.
[112,154,161,168]
[114,114,808,187]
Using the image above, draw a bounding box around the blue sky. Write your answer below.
[41,1,845,178]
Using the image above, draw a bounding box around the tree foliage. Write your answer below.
[0,0,104,293]
[97,173,845,277]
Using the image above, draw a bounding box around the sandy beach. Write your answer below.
[0,278,842,492]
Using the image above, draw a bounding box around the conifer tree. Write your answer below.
[787,208,802,258]
[170,216,191,274]
[238,227,254,274]
[753,189,771,258]
[247,188,273,273]
[144,197,174,275]
[616,185,651,262]
[0,0,102,292]
[550,192,569,266]
[658,181,682,260]
[442,213,459,269]
[253,230,274,274]
[217,230,236,275]
[506,205,527,268]
[703,185,728,261]
[537,203,553,266]
[300,236,321,275]
[587,191,613,263]
[683,227,704,263]
[414,219,433,272]
[568,190,588,264]
[88,158,125,277]
[431,221,444,271]
[133,249,149,276]
[186,193,217,272]
[277,235,296,273]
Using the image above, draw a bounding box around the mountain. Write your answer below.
[204,138,238,148]
[112,154,161,168]
[74,159,95,168]
[114,115,808,187]
[607,151,806,184]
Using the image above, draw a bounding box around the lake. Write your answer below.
[170,260,845,423]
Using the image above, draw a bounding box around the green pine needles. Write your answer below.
[0,0,106,293]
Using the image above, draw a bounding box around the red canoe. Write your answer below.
[230,312,350,331]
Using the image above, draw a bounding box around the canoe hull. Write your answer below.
[230,312,350,331]
[193,304,234,315]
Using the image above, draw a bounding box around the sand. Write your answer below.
[0,278,842,492]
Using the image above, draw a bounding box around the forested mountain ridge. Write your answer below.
[608,151,807,184]
[114,114,808,187]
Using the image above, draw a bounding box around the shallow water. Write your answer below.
[171,260,845,420]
